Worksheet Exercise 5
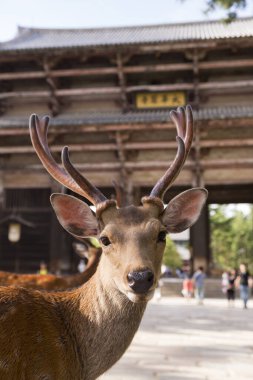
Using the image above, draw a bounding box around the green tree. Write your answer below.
[230,206,253,271]
[210,204,253,272]
[205,0,247,20]
[163,236,182,270]
[182,0,248,20]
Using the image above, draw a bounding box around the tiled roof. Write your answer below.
[1,17,253,52]
[0,106,253,128]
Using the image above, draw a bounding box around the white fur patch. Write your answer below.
[127,290,155,303]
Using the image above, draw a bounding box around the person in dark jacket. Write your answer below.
[226,269,237,305]
[238,264,251,309]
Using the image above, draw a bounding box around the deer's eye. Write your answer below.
[157,231,167,243]
[100,236,111,246]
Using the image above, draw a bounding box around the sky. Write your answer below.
[212,204,252,217]
[0,0,253,42]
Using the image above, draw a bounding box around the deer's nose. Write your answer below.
[127,270,154,294]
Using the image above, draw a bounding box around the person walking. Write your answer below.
[226,269,237,306]
[238,263,251,309]
[193,266,206,304]
[182,274,194,300]
[221,270,229,295]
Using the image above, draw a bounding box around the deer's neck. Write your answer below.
[61,268,146,380]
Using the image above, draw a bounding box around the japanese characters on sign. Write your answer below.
[136,92,186,109]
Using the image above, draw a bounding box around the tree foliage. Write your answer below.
[210,204,253,272]
[205,0,247,20]
[181,0,248,20]
[163,236,182,269]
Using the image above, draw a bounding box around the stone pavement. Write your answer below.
[100,296,253,380]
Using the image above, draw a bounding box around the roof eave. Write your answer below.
[0,35,252,55]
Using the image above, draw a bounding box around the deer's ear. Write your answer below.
[161,188,208,233]
[50,193,98,238]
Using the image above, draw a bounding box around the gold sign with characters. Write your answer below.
[136,91,186,109]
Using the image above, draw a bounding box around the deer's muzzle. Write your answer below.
[127,270,154,294]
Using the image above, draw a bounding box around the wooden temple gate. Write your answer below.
[0,18,253,273]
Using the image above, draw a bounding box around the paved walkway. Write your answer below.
[100,296,253,380]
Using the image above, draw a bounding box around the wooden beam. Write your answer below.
[203,118,253,129]
[0,143,116,154]
[124,62,193,73]
[125,139,253,149]
[2,138,253,155]
[201,139,253,148]
[1,58,252,82]
[202,158,253,169]
[0,84,192,100]
[199,79,253,90]
[0,87,121,99]
[0,90,49,99]
[0,123,175,136]
[51,67,117,77]
[1,115,253,137]
[0,62,192,81]
[126,83,194,92]
[137,39,252,53]
[57,87,121,96]
[0,71,45,80]
[199,58,253,70]
[22,158,253,172]
[2,77,253,100]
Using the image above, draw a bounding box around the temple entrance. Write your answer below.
[189,184,253,274]
[0,189,51,273]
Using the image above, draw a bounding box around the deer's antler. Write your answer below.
[29,114,107,206]
[30,106,193,206]
[150,105,193,200]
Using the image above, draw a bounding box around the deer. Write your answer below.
[0,239,101,291]
[0,105,207,380]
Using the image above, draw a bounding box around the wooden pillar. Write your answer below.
[49,181,72,274]
[114,131,135,205]
[190,203,211,274]
[42,58,61,116]
[0,171,4,212]
[116,53,129,111]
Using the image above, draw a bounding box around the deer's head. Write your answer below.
[29,106,207,303]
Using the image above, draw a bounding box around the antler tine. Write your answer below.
[29,114,107,205]
[150,105,194,200]
[61,146,107,205]
[171,106,193,165]
[184,105,194,160]
[170,107,185,139]
[150,136,185,199]
[35,115,50,152]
